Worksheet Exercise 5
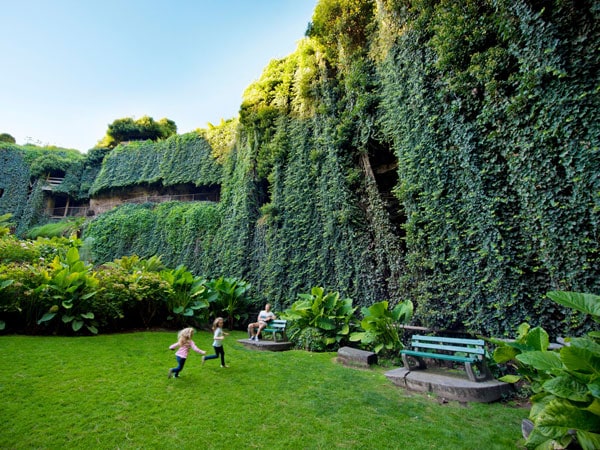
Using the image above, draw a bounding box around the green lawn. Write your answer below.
[0,331,527,449]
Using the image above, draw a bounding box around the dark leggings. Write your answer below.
[204,345,225,365]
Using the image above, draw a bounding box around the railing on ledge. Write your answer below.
[50,206,89,219]
[49,192,220,219]
[125,192,219,204]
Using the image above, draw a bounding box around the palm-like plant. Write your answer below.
[349,300,414,355]
[283,287,357,349]
[205,276,251,328]
[36,247,99,334]
[491,292,600,449]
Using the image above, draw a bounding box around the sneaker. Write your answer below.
[221,364,229,368]
[168,369,173,379]
[255,337,259,342]
[201,356,206,366]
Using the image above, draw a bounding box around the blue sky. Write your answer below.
[0,0,318,152]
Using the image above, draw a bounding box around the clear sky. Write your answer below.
[0,0,318,152]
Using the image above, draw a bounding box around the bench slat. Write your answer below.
[411,335,485,346]
[401,349,477,363]
[411,342,485,355]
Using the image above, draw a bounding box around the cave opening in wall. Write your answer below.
[367,140,405,236]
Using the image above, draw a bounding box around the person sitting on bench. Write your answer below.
[248,303,276,341]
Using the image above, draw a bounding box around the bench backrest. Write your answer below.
[410,335,486,355]
[266,319,287,330]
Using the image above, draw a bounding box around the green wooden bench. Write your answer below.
[262,319,288,342]
[401,334,492,382]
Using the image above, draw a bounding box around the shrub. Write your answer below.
[35,247,100,334]
[160,265,209,328]
[205,276,252,329]
[282,286,357,351]
[349,299,413,357]
[0,236,40,263]
[0,262,51,333]
[98,256,172,329]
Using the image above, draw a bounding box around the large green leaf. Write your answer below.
[536,399,600,440]
[349,332,365,342]
[526,327,550,351]
[391,300,413,323]
[588,381,600,400]
[517,351,562,371]
[367,301,389,317]
[493,345,519,363]
[586,398,600,415]
[576,430,600,450]
[547,291,600,319]
[316,317,336,330]
[0,279,14,289]
[81,291,97,300]
[499,374,522,383]
[37,312,56,324]
[561,341,600,375]
[543,376,590,402]
[66,246,80,266]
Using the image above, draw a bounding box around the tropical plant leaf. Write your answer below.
[493,345,519,363]
[316,317,336,330]
[585,398,600,416]
[0,279,14,289]
[499,374,522,383]
[547,291,600,319]
[561,340,600,375]
[72,319,84,331]
[516,351,562,371]
[349,332,365,342]
[526,327,550,351]
[536,399,600,438]
[543,376,590,402]
[576,430,600,450]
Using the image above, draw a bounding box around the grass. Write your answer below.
[0,331,527,449]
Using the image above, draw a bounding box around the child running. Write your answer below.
[202,317,229,368]
[168,327,207,378]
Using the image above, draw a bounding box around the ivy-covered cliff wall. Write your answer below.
[66,0,600,337]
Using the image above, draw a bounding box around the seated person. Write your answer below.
[248,303,276,341]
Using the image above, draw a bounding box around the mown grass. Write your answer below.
[0,331,527,449]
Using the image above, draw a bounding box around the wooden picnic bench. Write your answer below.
[262,319,288,342]
[401,334,492,382]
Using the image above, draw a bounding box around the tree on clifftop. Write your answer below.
[0,133,16,144]
[96,116,177,148]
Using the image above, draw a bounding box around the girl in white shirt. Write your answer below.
[202,317,229,367]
